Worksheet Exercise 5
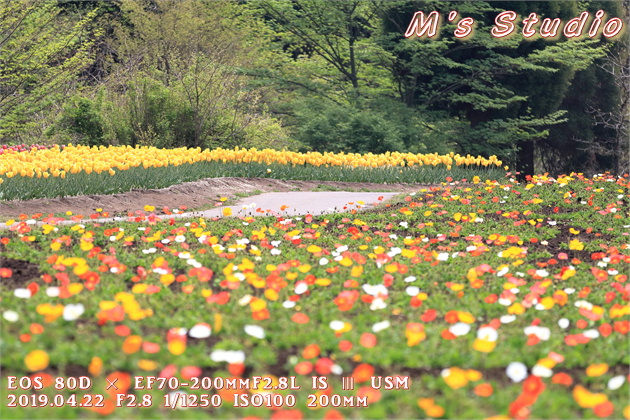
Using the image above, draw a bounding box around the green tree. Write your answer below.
[258,0,404,103]
[109,0,275,148]
[253,0,443,153]
[378,1,610,174]
[537,0,629,175]
[0,0,99,141]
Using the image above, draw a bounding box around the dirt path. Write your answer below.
[0,191,401,229]
[0,177,425,218]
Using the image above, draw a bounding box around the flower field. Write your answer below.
[1,172,629,420]
[0,145,505,200]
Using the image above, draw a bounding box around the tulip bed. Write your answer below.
[0,145,505,200]
[1,173,629,420]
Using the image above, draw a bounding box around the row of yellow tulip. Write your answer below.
[0,145,503,179]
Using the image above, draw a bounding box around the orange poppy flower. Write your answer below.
[474,383,494,397]
[271,409,303,420]
[302,344,320,359]
[295,362,313,375]
[291,313,309,324]
[359,333,377,348]
[352,363,374,383]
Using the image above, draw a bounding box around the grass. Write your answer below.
[1,173,629,419]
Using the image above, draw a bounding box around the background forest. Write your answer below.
[1,0,628,176]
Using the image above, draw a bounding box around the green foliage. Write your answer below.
[294,100,402,154]
[53,97,105,146]
[294,98,453,155]
[0,0,99,142]
[49,75,198,148]
[110,1,260,148]
[378,1,613,172]
[50,74,293,151]
[113,76,195,148]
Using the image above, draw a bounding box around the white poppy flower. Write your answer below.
[608,375,625,391]
[558,318,570,329]
[524,326,550,341]
[362,284,376,295]
[3,310,19,322]
[329,320,345,331]
[63,304,85,321]
[477,327,498,341]
[237,295,252,306]
[210,350,245,364]
[583,329,599,339]
[405,286,420,296]
[294,282,308,295]
[574,300,593,310]
[387,247,401,256]
[531,364,553,378]
[496,267,509,277]
[498,298,513,306]
[189,323,211,339]
[372,321,391,333]
[506,362,528,383]
[14,289,31,299]
[370,298,387,311]
[244,325,265,339]
[449,323,471,336]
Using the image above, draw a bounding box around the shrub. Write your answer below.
[293,99,453,155]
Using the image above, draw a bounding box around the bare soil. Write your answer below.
[0,177,424,218]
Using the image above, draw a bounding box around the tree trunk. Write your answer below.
[516,140,535,178]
